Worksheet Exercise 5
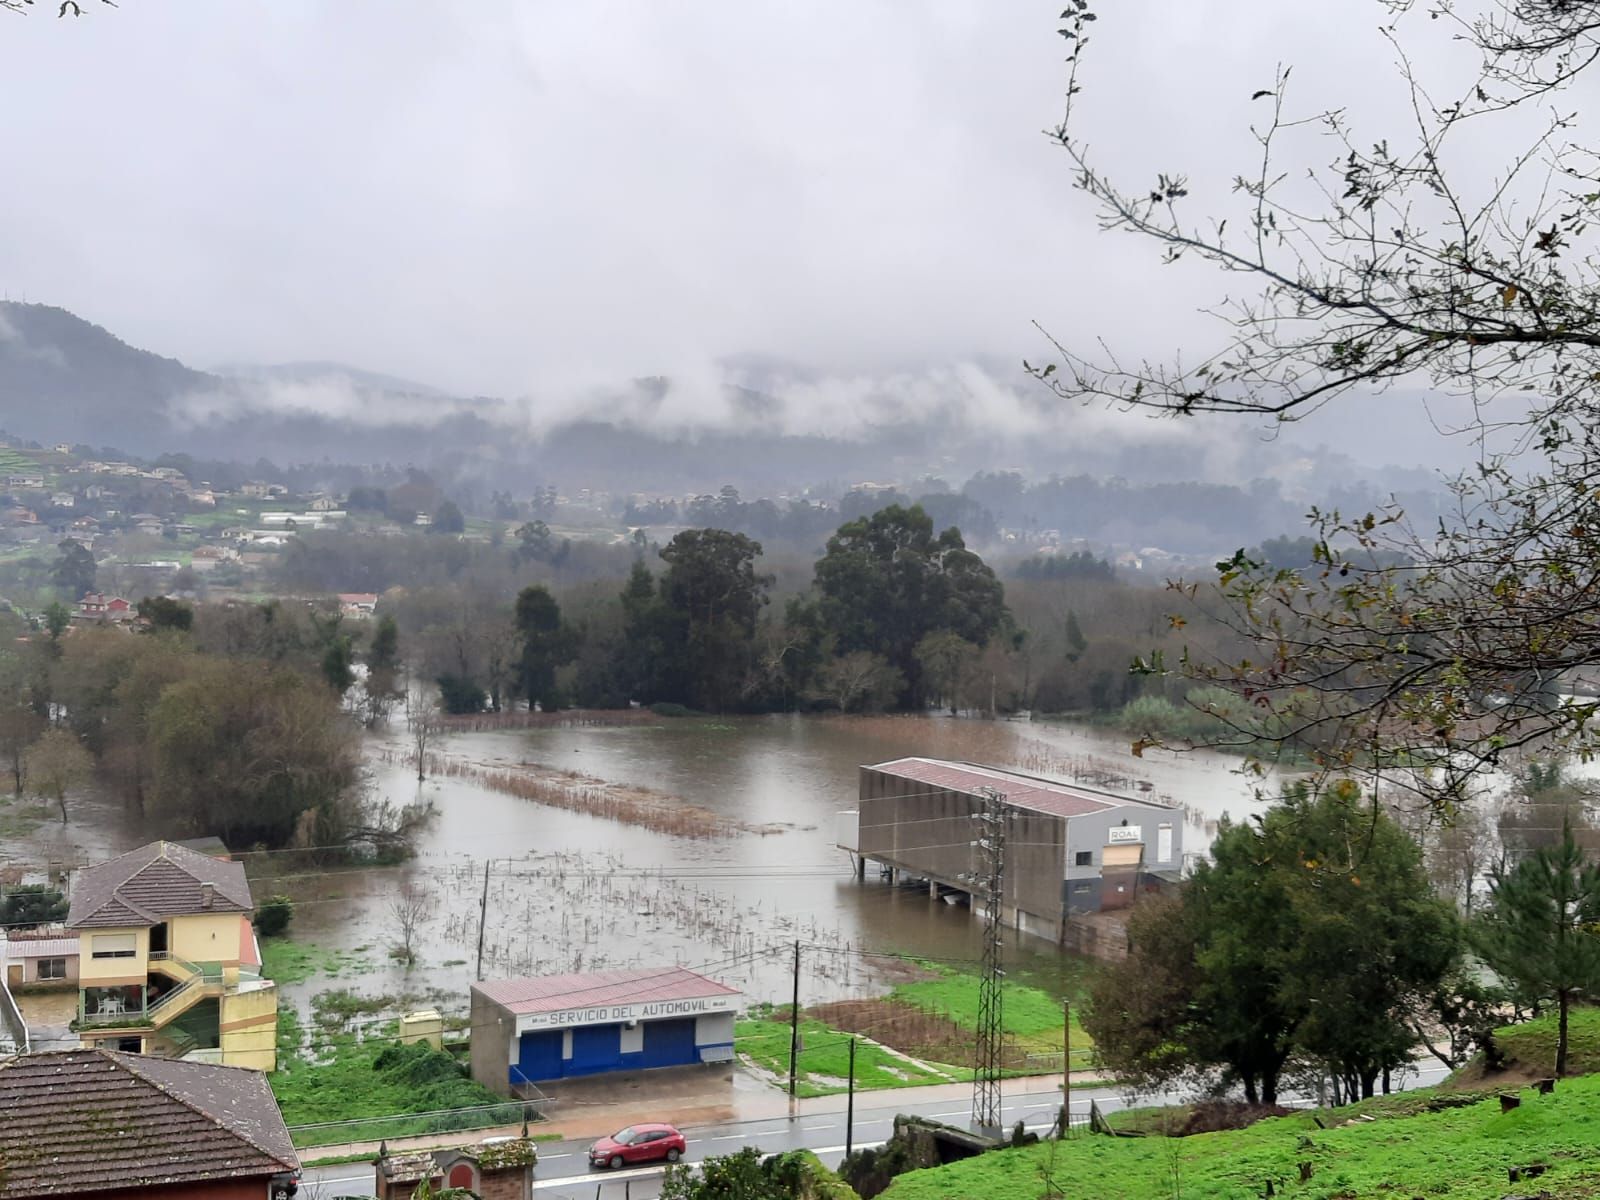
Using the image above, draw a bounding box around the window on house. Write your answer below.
[91,934,137,959]
[1072,882,1092,893]
[37,958,67,980]
[1074,851,1092,867]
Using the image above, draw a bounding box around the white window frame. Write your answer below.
[91,933,137,959]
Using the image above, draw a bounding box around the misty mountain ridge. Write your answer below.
[0,300,1447,500]
[211,360,453,399]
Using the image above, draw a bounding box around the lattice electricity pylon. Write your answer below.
[971,785,1007,1133]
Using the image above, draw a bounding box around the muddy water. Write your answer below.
[264,714,1277,1019]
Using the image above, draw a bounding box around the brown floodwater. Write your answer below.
[255,713,1281,1018]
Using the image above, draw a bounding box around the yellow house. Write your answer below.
[66,840,278,1070]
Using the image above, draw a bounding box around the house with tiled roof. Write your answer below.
[0,1047,299,1199]
[74,593,134,624]
[65,841,278,1070]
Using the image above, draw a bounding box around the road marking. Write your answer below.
[541,1152,572,1160]
[535,1163,675,1189]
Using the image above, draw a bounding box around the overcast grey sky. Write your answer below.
[0,1,1485,466]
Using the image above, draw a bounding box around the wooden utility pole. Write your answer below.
[846,1037,857,1158]
[475,859,492,980]
[788,940,801,1100]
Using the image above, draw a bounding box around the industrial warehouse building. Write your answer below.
[844,758,1184,943]
[470,966,740,1096]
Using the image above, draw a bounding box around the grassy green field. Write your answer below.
[736,1012,955,1097]
[1486,1004,1600,1078]
[0,448,39,474]
[890,961,1095,1067]
[736,960,1101,1097]
[884,1074,1600,1200]
[270,1009,526,1148]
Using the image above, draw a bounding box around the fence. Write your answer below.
[1022,1048,1099,1074]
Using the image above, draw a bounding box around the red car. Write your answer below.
[588,1123,687,1169]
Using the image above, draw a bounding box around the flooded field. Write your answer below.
[244,713,1283,1018]
[5,712,1286,1022]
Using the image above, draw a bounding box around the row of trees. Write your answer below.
[0,600,415,851]
[1087,782,1600,1102]
[414,505,1015,716]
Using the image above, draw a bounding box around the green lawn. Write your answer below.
[890,962,1095,1067]
[736,1013,954,1098]
[1490,1004,1600,1077]
[884,1074,1600,1200]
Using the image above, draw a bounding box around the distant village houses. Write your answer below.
[75,593,134,624]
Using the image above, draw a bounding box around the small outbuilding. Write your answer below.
[470,966,740,1096]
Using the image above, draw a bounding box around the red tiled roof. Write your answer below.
[67,841,253,930]
[0,1049,298,1197]
[473,966,740,1016]
[866,757,1160,819]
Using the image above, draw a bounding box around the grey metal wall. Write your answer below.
[1062,801,1183,913]
[1062,802,1183,874]
[857,767,1067,927]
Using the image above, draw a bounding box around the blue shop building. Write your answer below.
[470,966,741,1096]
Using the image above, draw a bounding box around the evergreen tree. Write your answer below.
[362,613,403,723]
[1086,782,1461,1102]
[1475,820,1600,1077]
[513,585,569,710]
[0,884,68,929]
[51,539,96,601]
[814,504,1006,708]
[136,596,194,632]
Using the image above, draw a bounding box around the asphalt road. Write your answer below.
[304,1064,1451,1200]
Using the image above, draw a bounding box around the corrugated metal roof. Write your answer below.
[866,757,1168,820]
[472,966,740,1016]
[0,1048,298,1197]
[0,938,78,960]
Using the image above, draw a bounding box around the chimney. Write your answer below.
[200,882,215,910]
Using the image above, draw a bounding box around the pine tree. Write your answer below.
[1064,609,1087,661]
[1475,820,1600,1077]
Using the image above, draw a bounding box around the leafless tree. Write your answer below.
[1035,2,1600,811]
[812,651,904,714]
[1,1,114,15]
[388,881,431,968]
[405,682,439,783]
